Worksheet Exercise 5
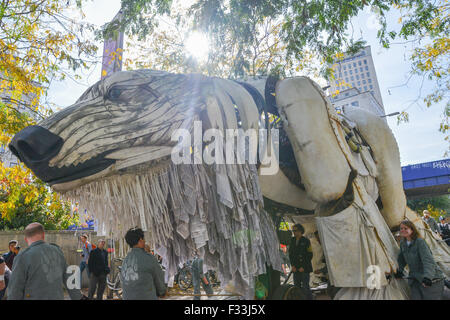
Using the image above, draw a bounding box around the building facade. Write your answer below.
[0,145,19,167]
[330,87,385,117]
[327,45,385,116]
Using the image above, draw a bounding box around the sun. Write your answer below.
[184,31,209,62]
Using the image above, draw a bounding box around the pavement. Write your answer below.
[66,275,331,300]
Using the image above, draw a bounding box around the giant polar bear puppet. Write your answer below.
[9,70,449,299]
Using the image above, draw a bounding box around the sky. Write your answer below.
[46,1,448,167]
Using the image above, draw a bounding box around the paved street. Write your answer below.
[65,275,331,300]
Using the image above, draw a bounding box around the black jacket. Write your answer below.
[2,251,16,270]
[288,236,313,273]
[439,223,450,238]
[88,248,110,277]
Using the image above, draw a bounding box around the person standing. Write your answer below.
[279,245,290,278]
[395,220,445,300]
[2,240,19,270]
[422,210,440,234]
[7,222,83,300]
[438,217,450,246]
[191,252,214,300]
[88,239,110,300]
[0,256,10,300]
[79,234,93,285]
[288,224,313,300]
[120,227,167,300]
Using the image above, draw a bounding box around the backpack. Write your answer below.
[85,242,96,251]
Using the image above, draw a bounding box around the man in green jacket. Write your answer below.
[120,227,167,300]
[191,252,213,300]
[7,222,83,300]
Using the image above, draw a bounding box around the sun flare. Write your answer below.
[184,31,209,62]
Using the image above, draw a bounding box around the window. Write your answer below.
[351,101,359,107]
[353,62,356,67]
[364,60,367,64]
[345,92,349,97]
[356,75,360,80]
[366,72,370,77]
[364,86,367,91]
[348,64,351,69]
[344,71,347,76]
[368,78,372,83]
[365,66,369,71]
[361,73,365,79]
[369,85,373,89]
[345,77,349,82]
[362,80,366,84]
[360,67,363,72]
[349,70,353,75]
[358,61,362,66]
[352,83,355,87]
[354,68,358,73]
[357,81,361,86]
[343,65,347,70]
[351,76,354,81]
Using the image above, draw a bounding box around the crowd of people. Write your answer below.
[0,224,167,300]
[285,211,449,300]
[422,210,450,245]
[0,210,448,300]
[0,224,217,300]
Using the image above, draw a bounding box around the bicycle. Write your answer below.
[106,258,123,299]
[205,270,220,287]
[175,261,193,290]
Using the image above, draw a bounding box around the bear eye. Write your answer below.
[107,87,123,100]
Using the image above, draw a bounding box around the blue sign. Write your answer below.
[402,159,450,190]
[402,159,450,180]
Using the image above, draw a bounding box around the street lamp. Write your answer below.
[380,111,400,118]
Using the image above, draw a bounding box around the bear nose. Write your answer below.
[9,125,63,163]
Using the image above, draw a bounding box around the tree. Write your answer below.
[0,162,78,230]
[108,0,449,143]
[108,0,368,78]
[123,11,322,79]
[0,0,97,229]
[379,1,449,152]
[114,0,448,76]
[0,0,98,143]
[407,195,449,220]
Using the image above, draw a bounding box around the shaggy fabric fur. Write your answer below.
[64,160,282,298]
